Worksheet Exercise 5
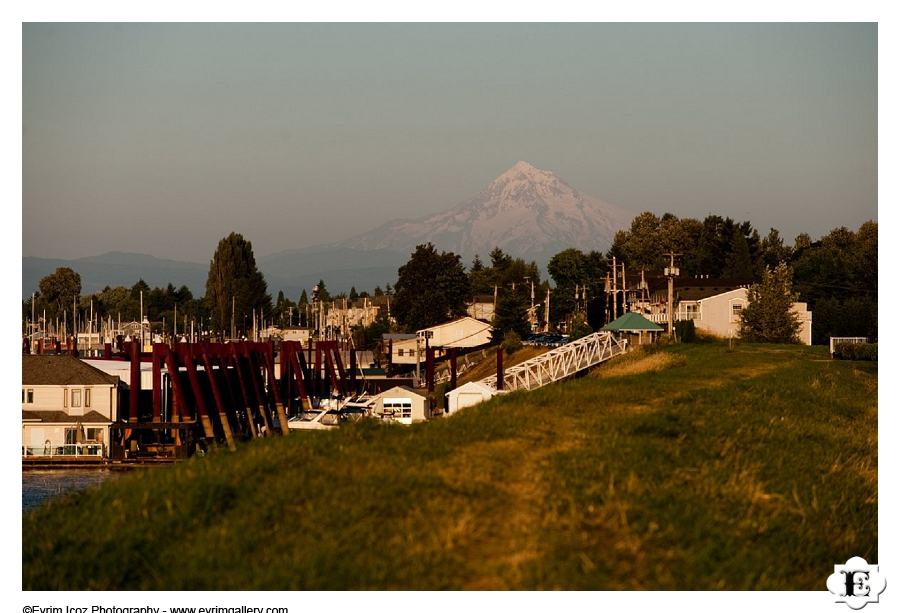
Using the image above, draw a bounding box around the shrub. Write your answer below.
[833,342,877,361]
[502,331,523,355]
[674,319,696,343]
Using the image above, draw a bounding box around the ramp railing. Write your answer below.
[479,331,627,392]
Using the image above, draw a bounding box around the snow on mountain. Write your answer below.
[342,161,632,264]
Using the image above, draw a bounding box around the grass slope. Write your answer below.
[23,343,877,590]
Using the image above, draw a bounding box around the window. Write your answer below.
[86,428,103,442]
[71,389,81,408]
[84,388,91,408]
[397,348,404,357]
[732,303,744,316]
[27,389,33,403]
[63,388,68,408]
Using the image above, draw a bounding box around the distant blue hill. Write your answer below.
[22,247,406,300]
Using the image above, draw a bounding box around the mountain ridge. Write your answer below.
[23,162,631,298]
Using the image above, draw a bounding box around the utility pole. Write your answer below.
[415,336,422,387]
[544,286,551,332]
[611,256,618,320]
[620,262,627,314]
[664,252,682,337]
[639,269,648,313]
[231,295,236,340]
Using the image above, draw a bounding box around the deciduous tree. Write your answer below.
[38,267,82,320]
[393,243,470,331]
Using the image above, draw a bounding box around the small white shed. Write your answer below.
[373,386,429,424]
[445,381,496,415]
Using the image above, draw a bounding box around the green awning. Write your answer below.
[601,312,664,332]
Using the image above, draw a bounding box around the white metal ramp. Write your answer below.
[479,331,628,393]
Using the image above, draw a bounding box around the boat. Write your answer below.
[287,395,375,430]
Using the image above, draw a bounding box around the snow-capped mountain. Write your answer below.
[343,161,632,264]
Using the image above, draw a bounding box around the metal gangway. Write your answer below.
[479,331,628,393]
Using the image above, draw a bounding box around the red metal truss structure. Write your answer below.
[110,340,364,459]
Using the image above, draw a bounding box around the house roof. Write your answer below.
[648,278,753,302]
[697,287,748,302]
[446,381,496,396]
[383,333,417,341]
[23,355,120,386]
[602,312,664,332]
[22,410,111,424]
[421,316,490,333]
[375,385,428,399]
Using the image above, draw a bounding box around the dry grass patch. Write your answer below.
[592,350,687,379]
[458,345,548,384]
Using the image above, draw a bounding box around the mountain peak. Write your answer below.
[342,162,632,265]
[494,160,556,184]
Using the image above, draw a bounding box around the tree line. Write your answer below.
[25,215,876,345]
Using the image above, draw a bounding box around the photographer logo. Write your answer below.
[826,557,886,609]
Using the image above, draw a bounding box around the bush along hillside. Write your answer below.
[23,343,876,590]
[833,342,877,361]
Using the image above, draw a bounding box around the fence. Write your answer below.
[23,443,105,458]
[829,337,868,356]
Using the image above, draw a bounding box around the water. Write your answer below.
[22,469,118,512]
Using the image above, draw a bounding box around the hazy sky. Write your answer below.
[23,23,876,262]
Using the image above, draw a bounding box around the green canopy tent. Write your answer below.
[601,312,664,345]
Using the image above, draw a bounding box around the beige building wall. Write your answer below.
[467,302,495,322]
[22,383,118,419]
[445,382,496,414]
[695,288,812,345]
[391,317,493,365]
[22,383,116,456]
[372,387,428,424]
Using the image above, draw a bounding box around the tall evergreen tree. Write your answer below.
[723,225,755,279]
[313,279,330,302]
[740,262,802,343]
[491,287,531,342]
[205,232,271,334]
[489,247,512,270]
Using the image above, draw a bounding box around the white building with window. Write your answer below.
[22,355,125,459]
[387,317,493,365]
[695,288,812,345]
[371,386,429,424]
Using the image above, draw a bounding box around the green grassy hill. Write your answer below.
[23,343,877,590]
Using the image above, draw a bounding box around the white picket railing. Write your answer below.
[829,336,868,356]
